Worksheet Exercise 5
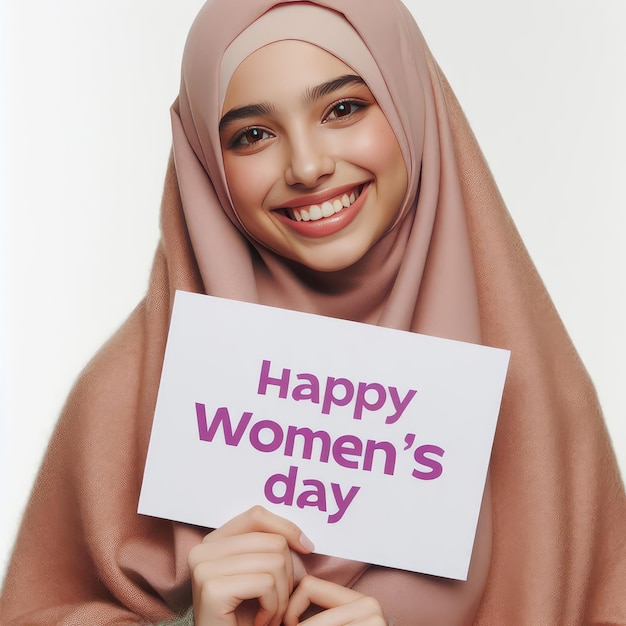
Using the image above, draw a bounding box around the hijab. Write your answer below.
[173,0,480,342]
[1,0,624,624]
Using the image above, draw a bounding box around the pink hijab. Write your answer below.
[1,0,624,624]
[174,0,480,343]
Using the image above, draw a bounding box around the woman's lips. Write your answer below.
[273,183,369,238]
[289,186,362,222]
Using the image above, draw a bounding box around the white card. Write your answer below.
[139,291,509,580]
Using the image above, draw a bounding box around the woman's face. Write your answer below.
[220,40,407,272]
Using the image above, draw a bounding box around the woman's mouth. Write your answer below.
[286,186,363,222]
[273,183,370,238]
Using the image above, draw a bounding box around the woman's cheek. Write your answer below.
[224,154,274,217]
[343,116,403,174]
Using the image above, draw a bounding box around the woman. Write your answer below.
[1,0,624,624]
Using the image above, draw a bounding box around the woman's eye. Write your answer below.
[232,127,273,148]
[324,100,364,122]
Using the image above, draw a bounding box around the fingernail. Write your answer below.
[299,532,315,551]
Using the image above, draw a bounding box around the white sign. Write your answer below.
[139,291,509,580]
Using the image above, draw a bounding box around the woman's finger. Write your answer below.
[191,551,289,580]
[189,531,297,600]
[191,552,291,621]
[295,599,387,626]
[191,532,293,568]
[283,576,385,626]
[189,507,315,626]
[204,505,315,554]
[287,575,362,609]
[193,571,278,626]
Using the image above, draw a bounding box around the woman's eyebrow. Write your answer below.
[219,102,276,131]
[219,75,365,132]
[304,74,365,103]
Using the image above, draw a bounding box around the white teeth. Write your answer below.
[288,186,362,222]
[321,201,335,217]
[309,205,322,220]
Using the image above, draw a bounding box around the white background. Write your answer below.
[2,0,625,585]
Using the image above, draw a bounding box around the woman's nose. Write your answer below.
[284,133,335,188]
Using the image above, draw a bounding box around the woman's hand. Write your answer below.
[188,506,315,626]
[283,576,386,626]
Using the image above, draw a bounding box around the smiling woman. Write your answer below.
[220,40,407,272]
[2,0,625,625]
